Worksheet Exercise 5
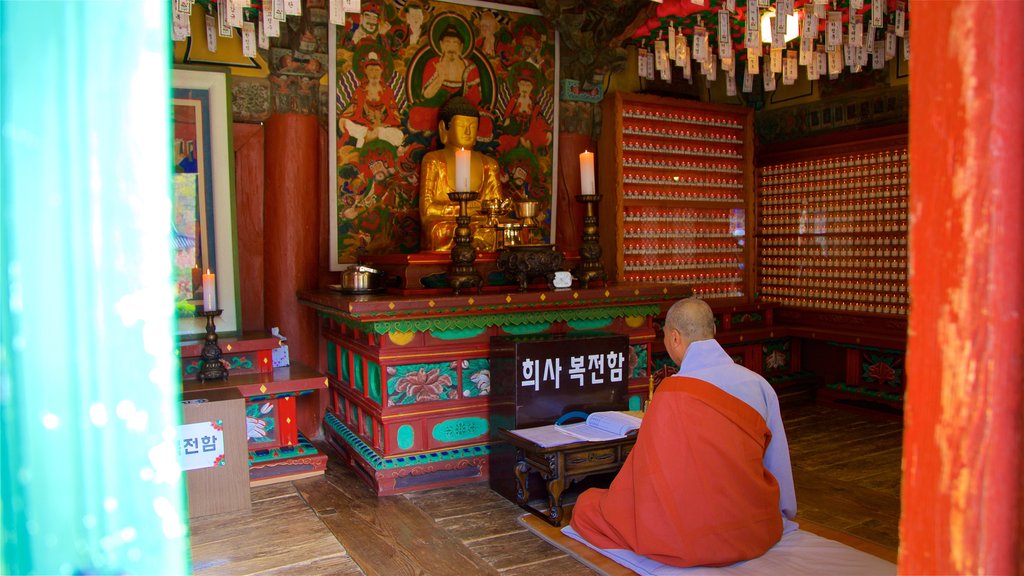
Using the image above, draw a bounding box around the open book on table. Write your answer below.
[507,411,644,448]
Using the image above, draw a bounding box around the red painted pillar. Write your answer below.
[904,2,1023,573]
[264,113,320,369]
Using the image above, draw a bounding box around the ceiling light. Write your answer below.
[760,10,799,44]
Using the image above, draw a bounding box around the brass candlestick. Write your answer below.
[198,309,229,382]
[574,194,606,288]
[447,191,483,294]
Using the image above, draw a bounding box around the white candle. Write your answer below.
[580,150,596,195]
[455,147,471,192]
[202,269,217,311]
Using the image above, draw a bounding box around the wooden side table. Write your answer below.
[497,429,636,526]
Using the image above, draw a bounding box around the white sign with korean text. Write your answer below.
[178,420,226,471]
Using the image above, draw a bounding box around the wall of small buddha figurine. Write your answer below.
[758,139,909,317]
[599,91,755,301]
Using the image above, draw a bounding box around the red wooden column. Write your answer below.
[904,2,1023,573]
[264,113,320,368]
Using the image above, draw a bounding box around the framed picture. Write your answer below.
[171,67,241,337]
[329,0,560,269]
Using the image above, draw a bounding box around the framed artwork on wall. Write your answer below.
[172,67,241,337]
[329,0,560,269]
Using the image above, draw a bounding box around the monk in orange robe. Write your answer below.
[571,297,791,567]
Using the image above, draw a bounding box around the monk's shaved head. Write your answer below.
[665,297,716,343]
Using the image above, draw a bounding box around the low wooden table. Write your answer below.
[497,428,636,526]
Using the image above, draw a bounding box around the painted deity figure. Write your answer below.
[340,51,403,148]
[419,97,505,252]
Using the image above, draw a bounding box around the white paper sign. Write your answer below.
[272,0,285,21]
[726,68,737,95]
[895,6,906,37]
[747,51,760,74]
[742,68,753,92]
[763,70,777,92]
[172,9,191,41]
[770,47,783,73]
[226,0,243,28]
[258,18,269,49]
[206,14,219,52]
[284,0,302,17]
[178,420,226,471]
[217,0,233,37]
[241,21,256,57]
[343,0,361,13]
[329,0,346,26]
[871,0,885,28]
[264,7,280,37]
[826,11,843,46]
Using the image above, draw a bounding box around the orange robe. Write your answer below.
[570,376,783,567]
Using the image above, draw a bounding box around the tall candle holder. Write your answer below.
[447,191,483,294]
[574,194,606,288]
[198,309,229,382]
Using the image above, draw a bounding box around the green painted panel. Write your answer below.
[367,361,382,404]
[432,327,487,340]
[326,340,337,377]
[502,323,551,335]
[432,417,489,443]
[349,403,358,426]
[387,362,458,406]
[353,352,364,392]
[567,318,613,331]
[340,347,350,383]
[363,415,374,442]
[397,425,415,450]
[462,358,491,398]
[628,395,644,412]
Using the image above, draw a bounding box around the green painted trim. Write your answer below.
[248,433,320,465]
[324,304,662,335]
[501,323,551,335]
[628,395,643,411]
[352,352,364,393]
[326,340,337,377]
[567,318,613,330]
[432,327,487,340]
[325,412,491,471]
[367,361,382,404]
[431,417,488,443]
[397,425,415,450]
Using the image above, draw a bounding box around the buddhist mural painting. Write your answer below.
[333,0,557,266]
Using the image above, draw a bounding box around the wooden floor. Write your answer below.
[190,391,903,575]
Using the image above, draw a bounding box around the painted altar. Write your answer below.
[298,283,690,495]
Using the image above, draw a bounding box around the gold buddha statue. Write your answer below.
[419,97,505,252]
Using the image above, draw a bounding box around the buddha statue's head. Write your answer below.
[438,96,479,151]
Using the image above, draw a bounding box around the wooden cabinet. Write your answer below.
[757,131,909,317]
[598,91,755,302]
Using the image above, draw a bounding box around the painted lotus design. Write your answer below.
[765,350,788,370]
[393,368,452,403]
[867,362,897,385]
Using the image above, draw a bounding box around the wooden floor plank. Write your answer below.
[403,482,519,520]
[254,553,365,576]
[191,493,349,575]
[295,466,500,576]
[498,555,602,576]
[436,506,531,541]
[467,530,575,571]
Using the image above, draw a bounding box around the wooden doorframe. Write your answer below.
[904,2,1023,573]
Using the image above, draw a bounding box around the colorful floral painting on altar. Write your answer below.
[331,0,557,268]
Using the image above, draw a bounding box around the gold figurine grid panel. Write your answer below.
[622,206,746,299]
[758,147,910,316]
[600,92,753,301]
[620,105,746,204]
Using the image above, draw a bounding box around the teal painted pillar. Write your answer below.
[1,1,189,574]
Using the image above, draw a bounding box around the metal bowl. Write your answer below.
[340,265,383,293]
